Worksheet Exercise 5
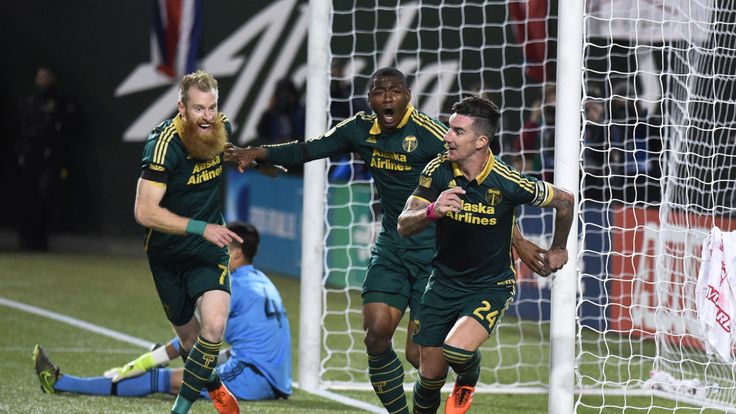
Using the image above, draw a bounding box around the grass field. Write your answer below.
[0,251,724,413]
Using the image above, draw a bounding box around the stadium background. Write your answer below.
[0,0,544,240]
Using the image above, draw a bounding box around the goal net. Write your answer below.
[578,0,736,411]
[306,0,736,411]
[318,0,558,392]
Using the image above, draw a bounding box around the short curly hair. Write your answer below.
[178,70,219,106]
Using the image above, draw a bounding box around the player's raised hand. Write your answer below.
[203,223,244,248]
[433,187,465,217]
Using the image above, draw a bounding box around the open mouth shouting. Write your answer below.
[380,107,396,128]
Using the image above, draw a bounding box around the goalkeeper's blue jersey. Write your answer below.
[224,264,292,396]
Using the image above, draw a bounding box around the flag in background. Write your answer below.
[509,0,552,83]
[152,0,203,78]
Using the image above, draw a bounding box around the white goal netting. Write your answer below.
[578,0,736,411]
[320,0,558,392]
[310,0,736,411]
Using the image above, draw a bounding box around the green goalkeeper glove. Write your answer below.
[104,343,172,383]
[104,352,156,383]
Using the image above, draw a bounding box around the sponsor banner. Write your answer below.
[586,0,713,43]
[224,172,375,285]
[225,168,302,277]
[609,206,735,349]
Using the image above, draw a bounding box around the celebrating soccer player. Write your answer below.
[397,96,574,413]
[227,68,548,414]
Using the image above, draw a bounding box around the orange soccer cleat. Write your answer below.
[444,384,475,414]
[208,382,240,414]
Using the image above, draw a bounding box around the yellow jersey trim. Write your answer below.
[153,123,177,166]
[369,103,415,135]
[173,113,184,137]
[451,149,496,183]
[409,194,431,205]
[411,112,447,141]
[495,162,535,193]
[422,152,448,176]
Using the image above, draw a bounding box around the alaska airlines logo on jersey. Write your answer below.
[366,135,377,144]
[370,148,411,171]
[445,202,497,226]
[485,188,502,206]
[188,155,223,185]
[402,135,418,152]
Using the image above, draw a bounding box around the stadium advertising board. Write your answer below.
[609,206,734,347]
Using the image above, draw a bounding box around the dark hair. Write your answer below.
[368,67,408,90]
[227,221,260,261]
[451,96,501,138]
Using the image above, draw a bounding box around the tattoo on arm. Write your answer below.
[397,196,432,238]
[546,186,574,249]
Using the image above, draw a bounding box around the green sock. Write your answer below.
[412,374,446,413]
[367,348,409,414]
[442,344,481,387]
[171,395,193,414]
[205,368,222,392]
[178,335,221,404]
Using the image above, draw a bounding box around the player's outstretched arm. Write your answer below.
[543,185,575,273]
[134,178,243,248]
[512,224,550,277]
[224,143,287,177]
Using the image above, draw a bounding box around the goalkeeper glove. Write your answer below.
[104,343,170,383]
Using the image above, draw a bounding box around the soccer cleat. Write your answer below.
[208,382,240,414]
[444,384,475,414]
[33,344,60,394]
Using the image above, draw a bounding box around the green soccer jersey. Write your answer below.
[412,150,554,286]
[140,113,232,256]
[265,104,448,249]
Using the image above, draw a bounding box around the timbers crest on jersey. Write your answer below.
[402,135,418,152]
[485,188,502,206]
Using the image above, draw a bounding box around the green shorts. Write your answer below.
[361,243,434,319]
[147,246,230,326]
[413,276,515,347]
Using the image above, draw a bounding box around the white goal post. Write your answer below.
[298,1,736,413]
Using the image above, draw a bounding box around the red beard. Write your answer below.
[180,115,227,160]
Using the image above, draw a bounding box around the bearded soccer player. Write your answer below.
[397,96,574,414]
[227,68,548,413]
[133,70,241,414]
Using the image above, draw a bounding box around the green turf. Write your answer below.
[0,252,724,413]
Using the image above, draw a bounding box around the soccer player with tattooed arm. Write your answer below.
[397,96,574,414]
[227,68,551,414]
